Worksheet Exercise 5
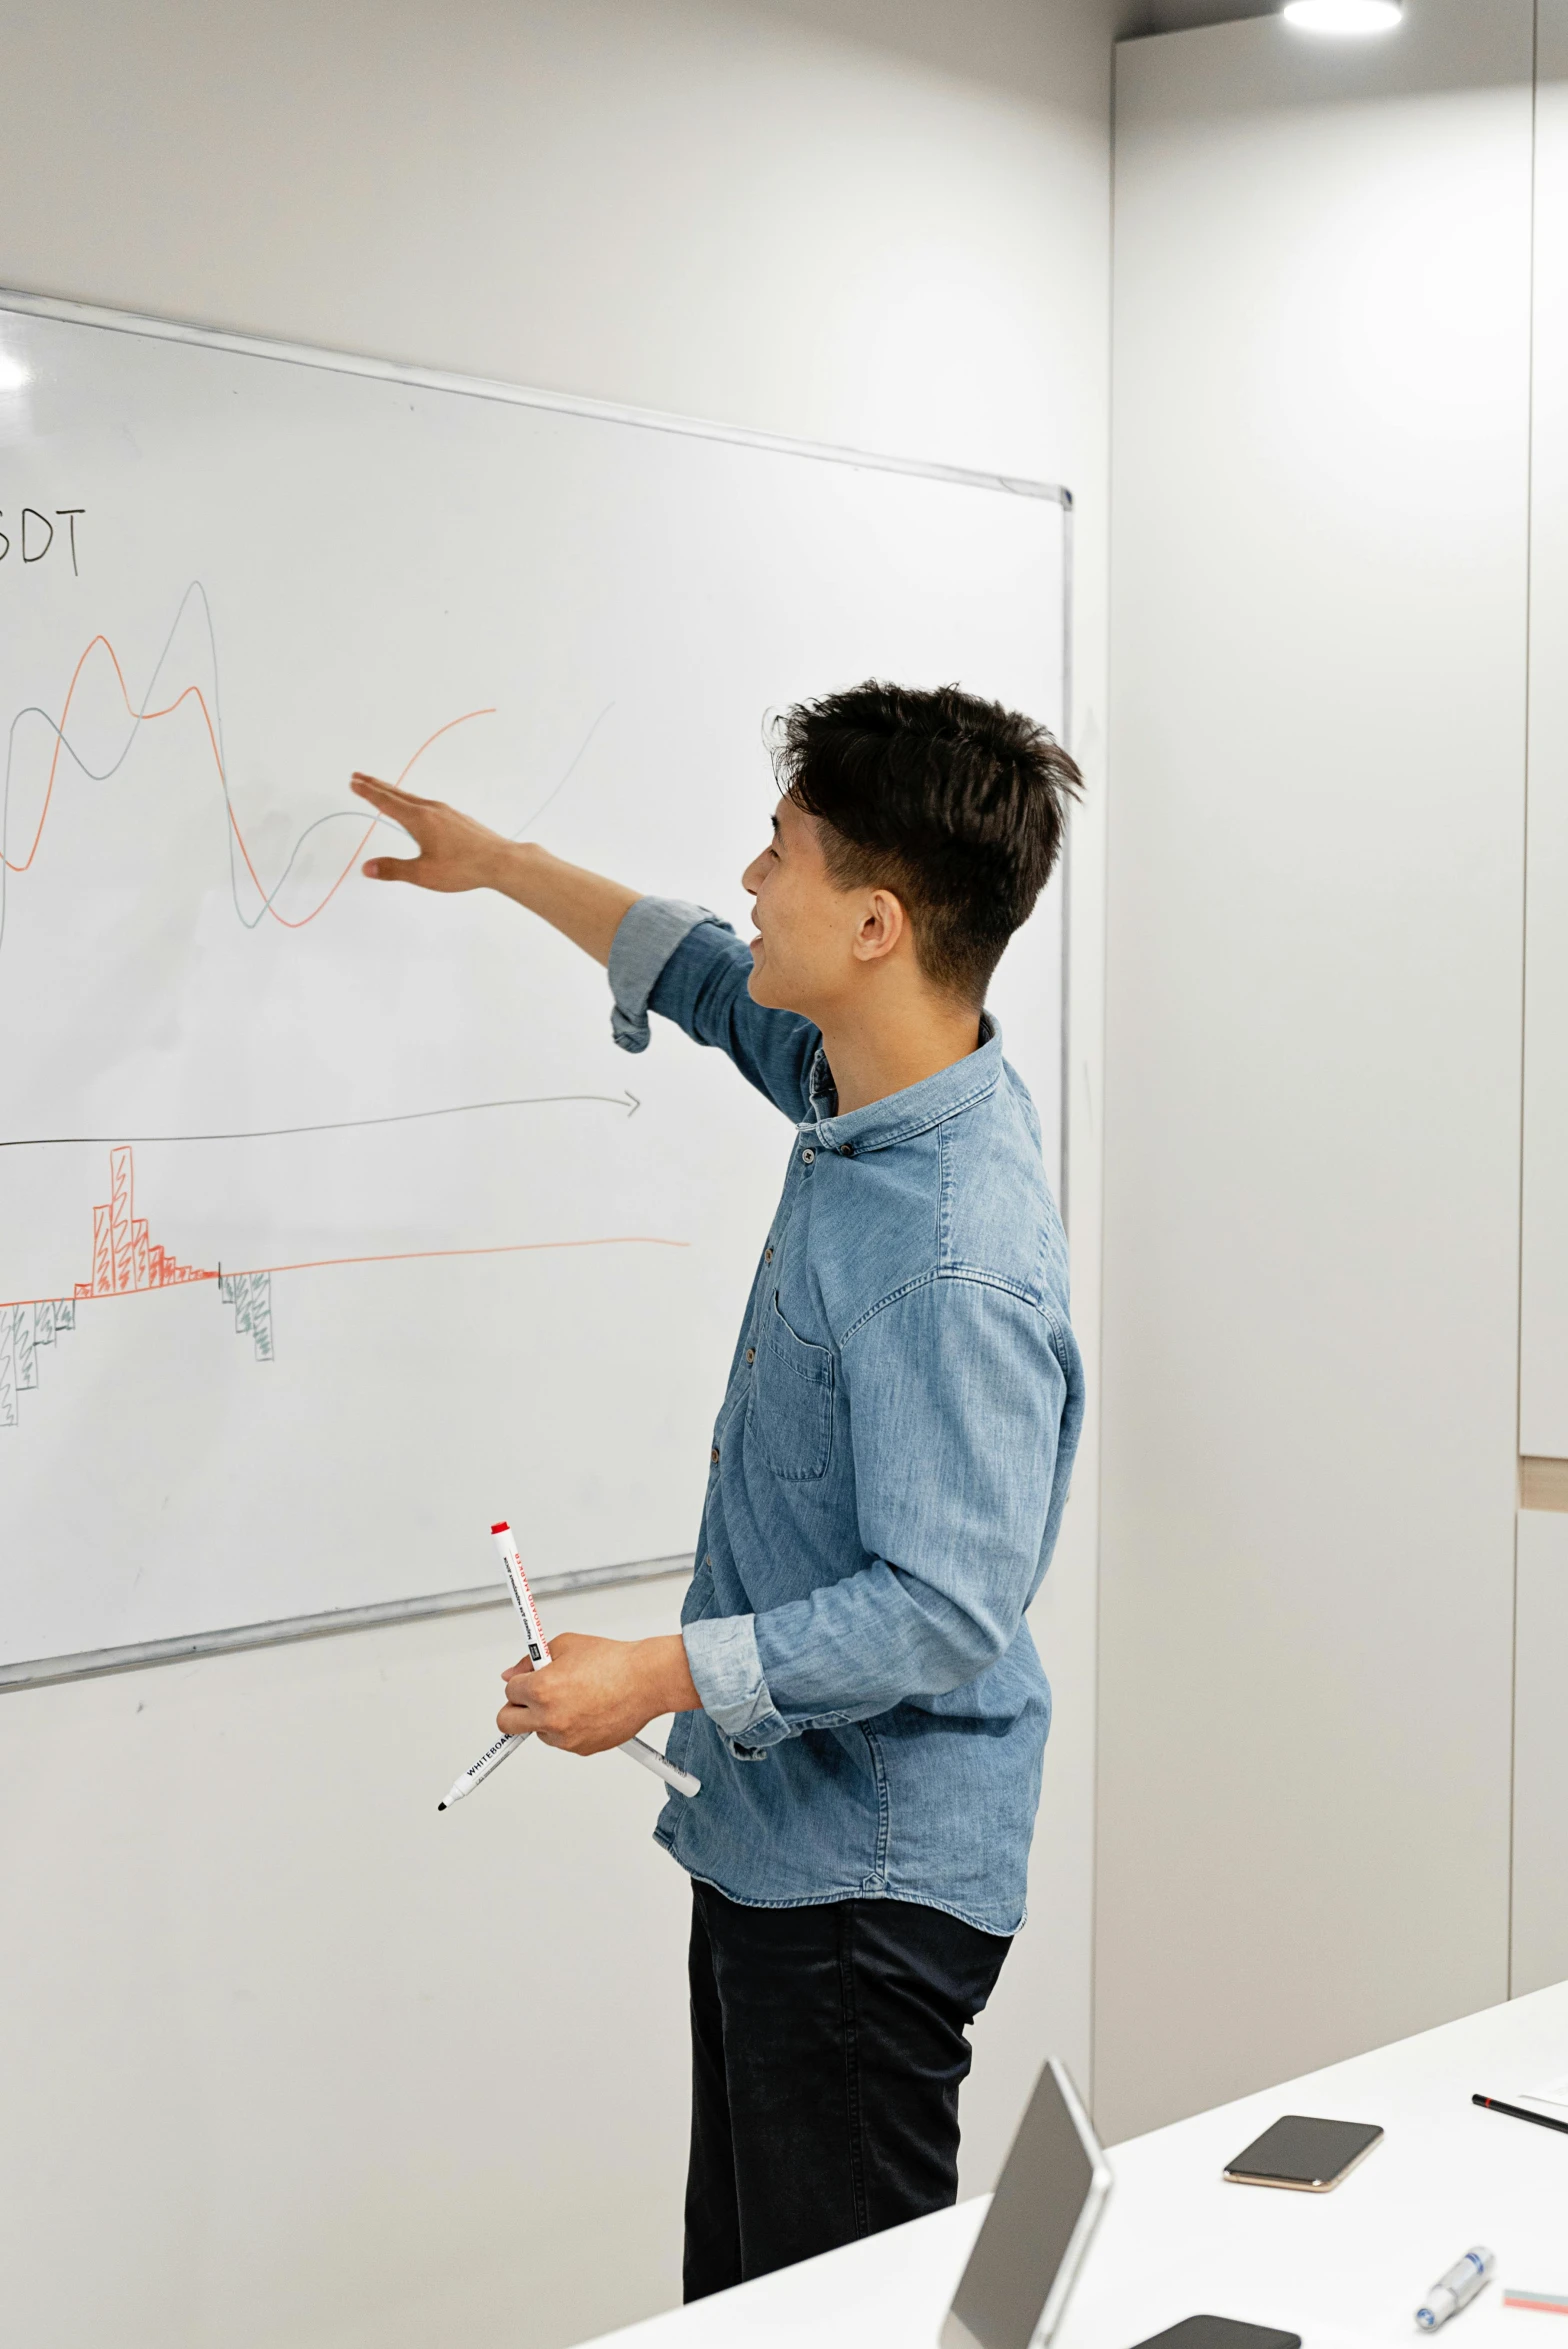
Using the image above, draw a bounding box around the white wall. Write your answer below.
[1099,2,1533,2142]
[0,1581,695,2349]
[0,0,1112,483]
[0,4,1116,2342]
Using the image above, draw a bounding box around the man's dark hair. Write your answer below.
[772,680,1081,1006]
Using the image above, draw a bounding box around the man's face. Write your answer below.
[742,797,866,1018]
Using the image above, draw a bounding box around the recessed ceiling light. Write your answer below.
[1283,0,1403,32]
[0,354,30,392]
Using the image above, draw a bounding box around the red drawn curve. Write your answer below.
[4,630,493,929]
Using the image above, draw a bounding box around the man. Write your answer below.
[352,680,1083,2298]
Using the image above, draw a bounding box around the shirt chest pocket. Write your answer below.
[748,1294,834,1481]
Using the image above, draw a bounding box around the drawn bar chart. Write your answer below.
[79,1145,215,1300]
[0,1296,77,1430]
[0,1140,686,1432]
[1,1146,270,1429]
[217,1271,274,1362]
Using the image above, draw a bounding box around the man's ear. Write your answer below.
[852,888,908,967]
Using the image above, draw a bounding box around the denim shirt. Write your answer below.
[609,899,1084,1936]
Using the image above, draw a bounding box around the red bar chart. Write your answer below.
[0,1147,273,1430]
[78,1146,215,1300]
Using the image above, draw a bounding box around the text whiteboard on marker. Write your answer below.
[0,294,1068,1674]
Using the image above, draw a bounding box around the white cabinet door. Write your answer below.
[1514,2,1568,2010]
[1513,1512,1568,1994]
[1521,1,1568,1459]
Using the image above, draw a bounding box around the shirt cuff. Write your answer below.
[608,897,723,1053]
[682,1613,791,1755]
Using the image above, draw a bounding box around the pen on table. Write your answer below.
[437,1522,701,1810]
[1471,2093,1568,2138]
[1416,2248,1494,2330]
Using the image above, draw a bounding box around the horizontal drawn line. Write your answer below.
[233,1235,688,1278]
[0,1091,641,1150]
[0,1231,686,1313]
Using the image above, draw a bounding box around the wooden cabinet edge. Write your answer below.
[1520,1457,1568,1512]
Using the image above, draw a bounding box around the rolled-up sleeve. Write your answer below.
[682,1612,783,1757]
[606,894,821,1117]
[608,897,723,1052]
[712,1274,1074,1744]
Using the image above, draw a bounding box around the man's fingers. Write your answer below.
[351,771,435,810]
[501,1684,561,1740]
[361,855,424,884]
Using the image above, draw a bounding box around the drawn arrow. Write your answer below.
[0,1091,642,1150]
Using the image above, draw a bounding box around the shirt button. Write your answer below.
[710,1446,719,1463]
[764,1246,774,1264]
[841,1142,855,1158]
[802,1147,815,1164]
[745,1347,755,1365]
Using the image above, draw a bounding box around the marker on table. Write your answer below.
[1416,2249,1495,2331]
[438,1522,701,1810]
[1503,2294,1568,2318]
[1472,2092,1568,2139]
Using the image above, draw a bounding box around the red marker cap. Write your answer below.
[491,1521,510,1535]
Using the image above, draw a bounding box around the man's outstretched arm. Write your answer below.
[352,772,638,965]
[355,771,820,1118]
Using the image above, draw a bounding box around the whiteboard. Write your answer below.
[0,296,1067,1670]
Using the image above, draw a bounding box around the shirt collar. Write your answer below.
[803,1012,1002,1156]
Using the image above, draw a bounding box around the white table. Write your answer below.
[580,1980,1568,2349]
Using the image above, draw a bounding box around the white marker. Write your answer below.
[492,1521,553,1666]
[1417,2249,1496,2330]
[438,1522,701,1809]
[438,1727,529,1810]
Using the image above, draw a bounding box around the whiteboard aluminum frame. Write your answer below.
[0,286,1075,1686]
[0,286,1072,504]
[0,1554,694,1692]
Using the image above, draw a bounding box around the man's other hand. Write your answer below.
[498,1631,701,1755]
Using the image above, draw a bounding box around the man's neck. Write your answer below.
[816,997,984,1118]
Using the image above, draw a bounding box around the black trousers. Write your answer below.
[683,1880,1012,2301]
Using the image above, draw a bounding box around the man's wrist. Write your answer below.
[634,1633,703,1717]
[490,838,551,902]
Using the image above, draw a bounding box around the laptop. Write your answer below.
[941,2057,1113,2349]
